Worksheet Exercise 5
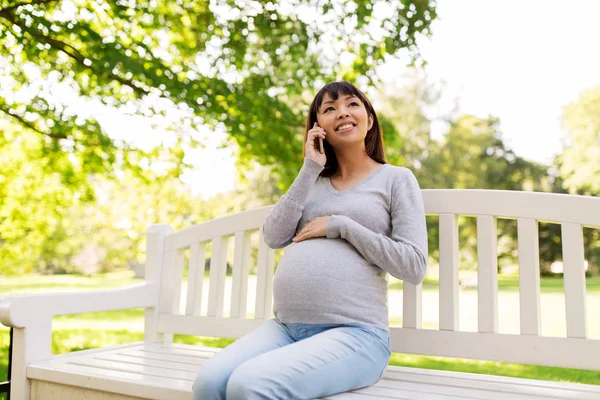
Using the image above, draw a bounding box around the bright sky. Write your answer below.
[399,0,600,165]
[100,0,600,199]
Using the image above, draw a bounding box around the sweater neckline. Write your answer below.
[325,164,388,195]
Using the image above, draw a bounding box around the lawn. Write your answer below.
[1,271,599,391]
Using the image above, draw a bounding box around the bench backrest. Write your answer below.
[146,189,600,370]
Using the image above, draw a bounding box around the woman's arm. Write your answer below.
[262,157,324,249]
[325,169,428,284]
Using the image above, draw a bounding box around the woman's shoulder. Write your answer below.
[380,164,421,195]
[381,163,417,181]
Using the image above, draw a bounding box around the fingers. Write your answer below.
[292,224,313,242]
[307,123,326,141]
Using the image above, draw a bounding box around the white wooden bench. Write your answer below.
[2,189,600,399]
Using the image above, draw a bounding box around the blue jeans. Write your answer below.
[192,318,391,399]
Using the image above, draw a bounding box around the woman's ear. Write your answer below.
[368,114,374,130]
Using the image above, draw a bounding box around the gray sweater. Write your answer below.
[262,157,428,331]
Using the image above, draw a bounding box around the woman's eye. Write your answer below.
[324,106,334,112]
[349,102,359,107]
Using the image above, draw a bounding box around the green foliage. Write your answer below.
[556,85,600,270]
[379,80,555,270]
[0,0,437,274]
[558,85,600,196]
[0,0,437,188]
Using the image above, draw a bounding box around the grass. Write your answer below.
[1,271,599,388]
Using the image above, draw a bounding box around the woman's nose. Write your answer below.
[337,108,350,118]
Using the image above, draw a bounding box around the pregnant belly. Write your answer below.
[273,238,384,287]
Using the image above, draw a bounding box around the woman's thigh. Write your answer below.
[226,325,390,400]
[192,318,294,400]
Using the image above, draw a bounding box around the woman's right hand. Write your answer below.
[305,122,327,166]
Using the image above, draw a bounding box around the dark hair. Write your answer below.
[303,81,387,177]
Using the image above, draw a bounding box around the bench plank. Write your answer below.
[207,236,230,318]
[389,328,600,370]
[96,353,201,372]
[517,218,541,336]
[439,214,459,331]
[230,231,252,318]
[185,242,206,316]
[562,222,588,338]
[477,215,498,334]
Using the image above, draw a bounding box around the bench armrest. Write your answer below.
[0,282,159,329]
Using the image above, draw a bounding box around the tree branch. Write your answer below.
[0,104,51,137]
[0,105,108,147]
[0,0,57,15]
[0,9,150,98]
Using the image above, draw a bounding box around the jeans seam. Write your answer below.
[285,346,359,384]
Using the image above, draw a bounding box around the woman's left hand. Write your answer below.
[292,216,331,243]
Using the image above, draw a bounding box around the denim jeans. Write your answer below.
[192,317,391,399]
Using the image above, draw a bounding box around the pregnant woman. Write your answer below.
[193,80,428,400]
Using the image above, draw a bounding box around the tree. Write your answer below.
[0,0,438,189]
[556,85,600,272]
[0,0,437,274]
[558,85,600,196]
[417,115,552,270]
[377,71,444,169]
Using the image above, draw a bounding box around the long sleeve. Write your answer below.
[262,157,324,249]
[325,169,428,284]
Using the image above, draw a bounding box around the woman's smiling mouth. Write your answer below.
[336,123,355,132]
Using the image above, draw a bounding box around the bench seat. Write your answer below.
[27,342,600,399]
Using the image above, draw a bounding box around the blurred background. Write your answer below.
[1,0,599,389]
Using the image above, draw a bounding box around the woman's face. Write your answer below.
[316,92,373,148]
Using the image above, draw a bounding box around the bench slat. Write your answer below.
[185,242,206,316]
[207,236,230,318]
[384,364,600,394]
[517,218,541,336]
[160,249,184,343]
[354,380,540,399]
[352,385,463,399]
[139,347,216,360]
[118,350,205,366]
[96,354,201,372]
[562,222,588,339]
[439,214,459,331]
[160,250,184,315]
[70,358,197,381]
[383,368,597,399]
[477,215,498,333]
[422,190,600,228]
[165,207,271,252]
[389,328,600,370]
[230,231,252,319]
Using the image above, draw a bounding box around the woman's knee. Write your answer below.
[226,364,285,400]
[192,366,229,400]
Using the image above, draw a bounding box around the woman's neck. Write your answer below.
[333,152,380,180]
